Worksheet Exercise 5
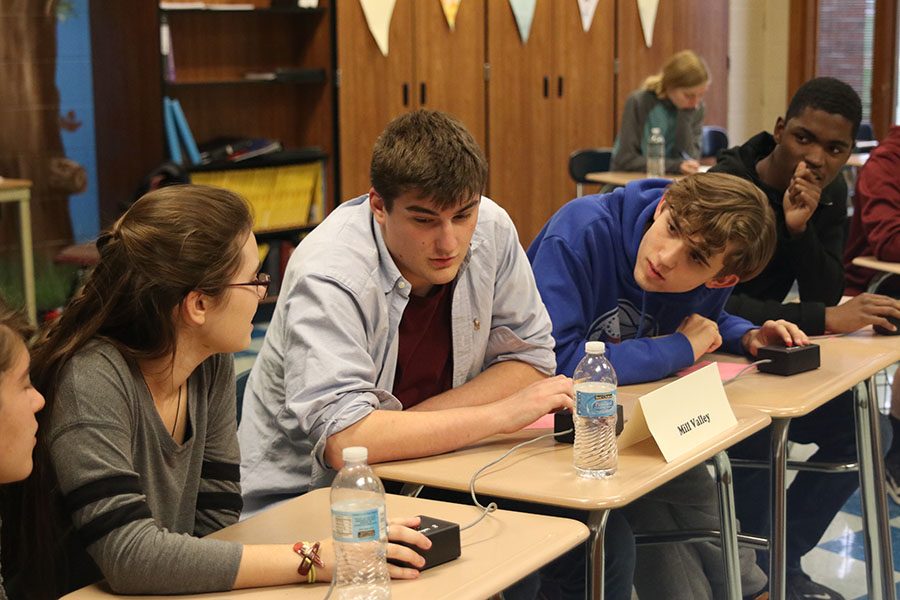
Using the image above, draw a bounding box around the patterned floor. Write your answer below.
[234,325,897,599]
[805,487,900,600]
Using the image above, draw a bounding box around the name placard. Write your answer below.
[638,363,737,462]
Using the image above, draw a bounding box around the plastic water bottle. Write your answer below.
[646,127,666,177]
[573,341,618,478]
[331,447,391,600]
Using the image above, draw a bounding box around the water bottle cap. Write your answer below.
[342,446,368,462]
[651,127,661,134]
[585,341,605,354]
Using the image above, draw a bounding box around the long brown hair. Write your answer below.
[1,184,253,599]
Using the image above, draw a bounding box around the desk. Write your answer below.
[847,153,870,168]
[62,488,588,600]
[0,179,36,324]
[375,405,771,600]
[628,334,900,600]
[852,256,900,294]
[585,171,669,187]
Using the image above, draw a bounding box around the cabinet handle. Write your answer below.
[420,82,427,105]
[557,76,564,97]
[402,83,409,107]
[543,76,549,98]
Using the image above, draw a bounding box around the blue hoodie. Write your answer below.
[528,179,757,384]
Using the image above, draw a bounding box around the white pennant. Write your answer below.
[577,0,600,32]
[440,0,461,31]
[636,0,659,48]
[359,0,397,56]
[509,0,537,44]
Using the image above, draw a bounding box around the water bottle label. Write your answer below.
[576,389,617,418]
[332,506,384,543]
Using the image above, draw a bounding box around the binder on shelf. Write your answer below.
[169,98,202,164]
[189,160,323,231]
[163,97,183,164]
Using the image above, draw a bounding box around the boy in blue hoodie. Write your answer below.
[529,172,806,383]
[529,172,807,599]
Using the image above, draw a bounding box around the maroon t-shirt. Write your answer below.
[393,284,454,409]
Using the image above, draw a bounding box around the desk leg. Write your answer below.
[17,194,36,325]
[855,378,896,600]
[587,509,609,600]
[712,451,742,600]
[768,418,790,600]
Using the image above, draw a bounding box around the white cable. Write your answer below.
[722,359,772,386]
[322,429,573,596]
[460,428,573,531]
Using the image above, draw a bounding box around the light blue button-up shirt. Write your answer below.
[238,195,556,515]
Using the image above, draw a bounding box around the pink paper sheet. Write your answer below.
[524,413,556,429]
[676,360,749,380]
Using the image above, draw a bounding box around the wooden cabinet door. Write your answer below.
[486,0,554,246]
[615,0,729,131]
[412,0,486,151]
[336,0,414,200]
[552,0,616,204]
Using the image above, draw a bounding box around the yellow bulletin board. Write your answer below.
[190,161,323,233]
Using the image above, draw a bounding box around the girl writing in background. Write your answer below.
[612,49,710,175]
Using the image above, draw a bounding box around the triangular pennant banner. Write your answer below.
[636,0,659,48]
[509,0,537,44]
[440,0,461,31]
[359,0,397,56]
[577,0,600,32]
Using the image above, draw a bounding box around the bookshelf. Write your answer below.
[158,2,333,176]
[156,0,334,316]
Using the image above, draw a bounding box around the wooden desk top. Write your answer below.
[374,406,769,511]
[585,171,669,186]
[846,153,870,168]
[623,334,899,419]
[62,489,588,600]
[0,178,32,190]
[852,256,900,276]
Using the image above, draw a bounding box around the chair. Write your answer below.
[236,369,251,425]
[854,121,878,151]
[701,126,729,159]
[568,148,612,197]
[857,121,875,142]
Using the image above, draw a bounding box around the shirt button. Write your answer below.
[398,282,406,289]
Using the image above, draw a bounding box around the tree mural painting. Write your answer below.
[0,0,86,264]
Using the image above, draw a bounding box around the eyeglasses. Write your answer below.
[226,273,271,300]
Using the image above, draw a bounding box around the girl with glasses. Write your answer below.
[1,185,427,598]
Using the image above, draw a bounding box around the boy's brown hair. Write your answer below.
[663,172,776,281]
[370,109,487,211]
